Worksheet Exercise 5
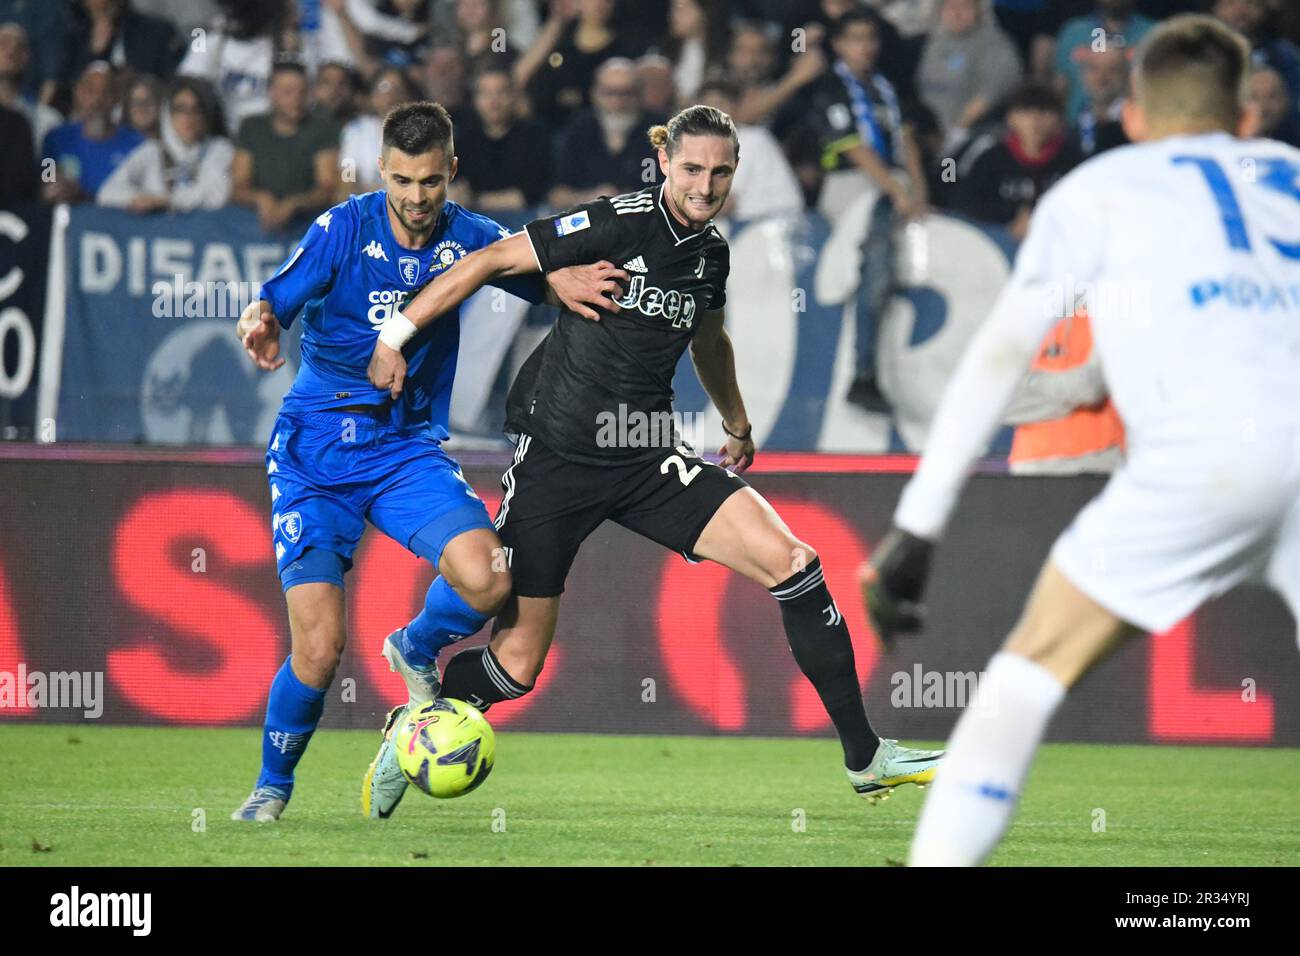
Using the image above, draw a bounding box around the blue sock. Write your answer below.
[400,576,489,667]
[256,655,327,793]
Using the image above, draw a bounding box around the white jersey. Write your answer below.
[1018,131,1300,439]
[896,130,1300,635]
[898,130,1300,540]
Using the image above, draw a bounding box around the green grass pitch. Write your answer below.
[2,725,1297,866]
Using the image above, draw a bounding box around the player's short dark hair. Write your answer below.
[382,101,454,158]
[1006,82,1064,115]
[1134,14,1250,128]
[647,104,739,163]
[830,8,881,41]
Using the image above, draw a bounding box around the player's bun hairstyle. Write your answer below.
[647,105,739,162]
[1133,14,1251,129]
[382,101,455,158]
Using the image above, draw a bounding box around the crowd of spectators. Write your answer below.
[0,0,1297,217]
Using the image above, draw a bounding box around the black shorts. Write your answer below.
[493,434,749,597]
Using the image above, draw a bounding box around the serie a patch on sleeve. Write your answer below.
[555,211,591,236]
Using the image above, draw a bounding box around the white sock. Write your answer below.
[908,651,1066,866]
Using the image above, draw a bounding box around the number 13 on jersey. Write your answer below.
[1173,155,1300,259]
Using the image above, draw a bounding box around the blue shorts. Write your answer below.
[266,410,493,590]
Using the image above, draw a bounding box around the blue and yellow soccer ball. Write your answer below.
[394,698,496,798]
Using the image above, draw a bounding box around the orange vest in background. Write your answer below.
[1009,311,1126,468]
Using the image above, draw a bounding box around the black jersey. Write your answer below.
[509,185,730,465]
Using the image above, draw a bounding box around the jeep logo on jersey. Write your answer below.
[399,256,420,286]
[613,274,697,329]
[367,288,409,327]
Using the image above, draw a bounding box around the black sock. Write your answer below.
[441,646,531,713]
[770,557,879,770]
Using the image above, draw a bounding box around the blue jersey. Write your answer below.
[261,191,545,437]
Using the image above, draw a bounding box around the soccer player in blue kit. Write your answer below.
[231,102,625,821]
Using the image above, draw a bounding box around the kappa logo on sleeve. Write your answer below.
[555,212,590,237]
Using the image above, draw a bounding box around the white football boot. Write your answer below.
[381,628,442,704]
[231,785,291,822]
[847,739,945,804]
[362,704,411,820]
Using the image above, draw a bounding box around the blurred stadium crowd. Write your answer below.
[2,0,1299,454]
[2,0,1298,220]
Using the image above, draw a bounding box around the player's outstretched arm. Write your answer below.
[407,233,538,328]
[861,283,1061,645]
[368,233,537,398]
[236,299,285,371]
[368,232,628,397]
[861,185,1093,646]
[543,262,626,320]
[689,308,754,473]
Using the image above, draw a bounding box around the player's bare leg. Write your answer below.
[367,528,514,818]
[438,594,560,710]
[234,582,347,821]
[693,488,942,794]
[490,595,560,686]
[1004,560,1138,686]
[692,487,814,587]
[908,559,1138,865]
[438,527,514,616]
[285,582,348,689]
[384,527,513,704]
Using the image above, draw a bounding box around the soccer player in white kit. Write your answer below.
[861,14,1300,866]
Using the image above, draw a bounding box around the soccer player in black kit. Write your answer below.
[367,104,942,809]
